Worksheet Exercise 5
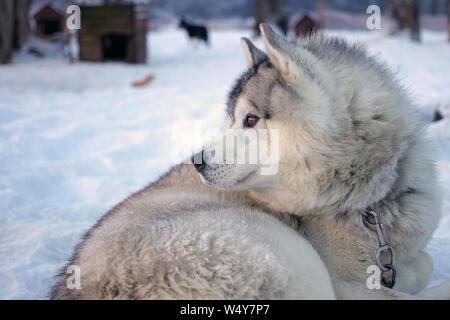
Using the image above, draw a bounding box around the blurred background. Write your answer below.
[0,0,449,299]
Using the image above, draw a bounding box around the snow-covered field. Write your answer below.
[0,28,449,299]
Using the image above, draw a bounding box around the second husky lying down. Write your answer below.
[51,24,449,299]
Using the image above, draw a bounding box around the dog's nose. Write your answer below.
[192,150,206,172]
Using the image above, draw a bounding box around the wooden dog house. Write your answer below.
[32,3,65,39]
[77,1,148,63]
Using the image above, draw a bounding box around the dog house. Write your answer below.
[32,3,65,39]
[77,1,148,63]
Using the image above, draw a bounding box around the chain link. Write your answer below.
[359,209,396,289]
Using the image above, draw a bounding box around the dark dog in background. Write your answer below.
[179,19,209,45]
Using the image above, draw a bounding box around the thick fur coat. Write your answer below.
[51,24,448,299]
[50,164,335,299]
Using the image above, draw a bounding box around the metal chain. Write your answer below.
[359,209,396,288]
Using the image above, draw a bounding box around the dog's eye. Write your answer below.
[244,114,259,128]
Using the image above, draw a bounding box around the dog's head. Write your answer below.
[193,24,416,214]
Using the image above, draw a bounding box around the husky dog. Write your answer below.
[193,24,449,299]
[51,24,449,300]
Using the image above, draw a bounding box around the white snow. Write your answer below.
[0,28,449,299]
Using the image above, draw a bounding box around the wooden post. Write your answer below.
[409,0,421,42]
[0,0,30,64]
[65,0,74,63]
[0,0,14,63]
[13,0,30,49]
[448,0,450,42]
[133,3,148,63]
[317,0,324,27]
[253,0,265,37]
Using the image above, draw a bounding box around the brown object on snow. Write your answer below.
[132,74,155,87]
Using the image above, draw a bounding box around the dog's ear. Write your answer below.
[260,23,321,87]
[241,38,267,67]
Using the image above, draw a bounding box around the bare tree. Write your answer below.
[0,0,30,64]
[0,0,14,63]
[14,0,30,49]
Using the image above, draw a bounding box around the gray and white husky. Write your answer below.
[51,24,449,300]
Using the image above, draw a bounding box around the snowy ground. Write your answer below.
[0,28,449,299]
